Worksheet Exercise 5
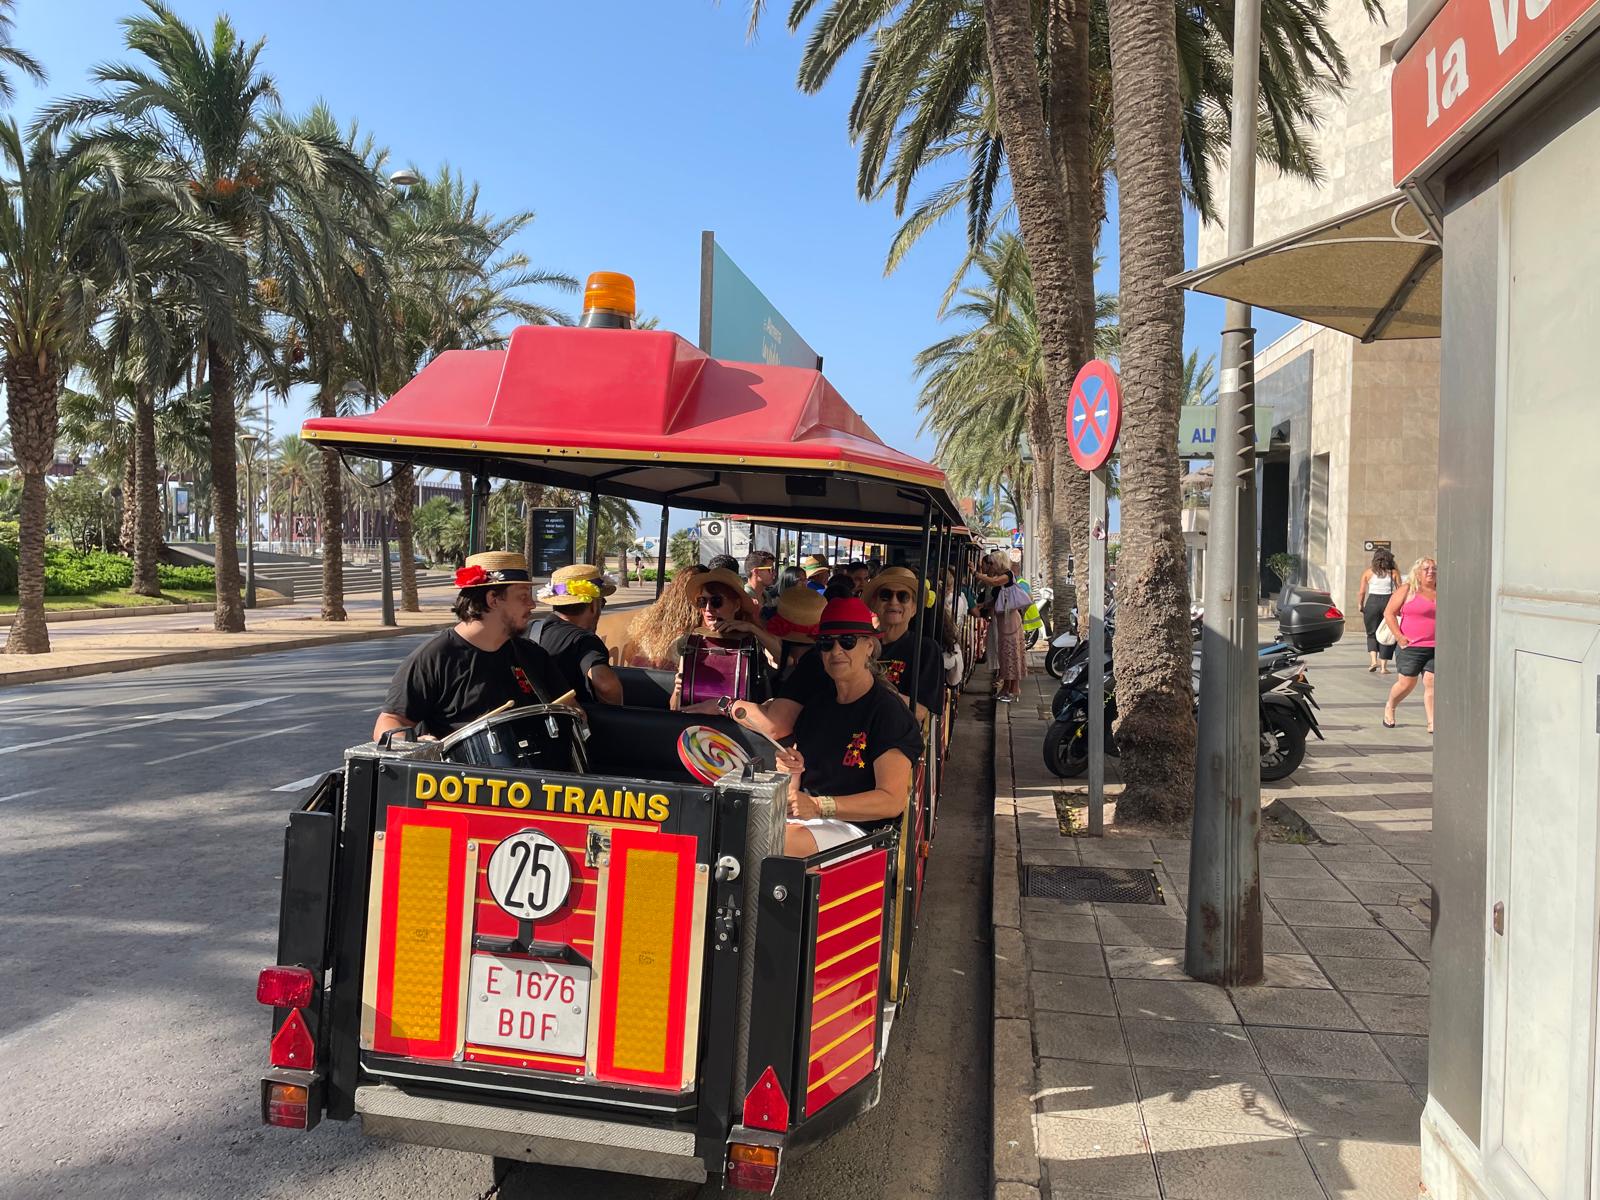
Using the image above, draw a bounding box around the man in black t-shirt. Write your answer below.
[374,551,564,740]
[531,563,622,704]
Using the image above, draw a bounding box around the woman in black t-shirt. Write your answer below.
[728,598,922,856]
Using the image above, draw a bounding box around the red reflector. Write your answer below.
[725,1159,780,1193]
[740,1065,790,1132]
[265,1082,310,1129]
[1324,606,1343,620]
[257,965,314,1009]
[270,1008,317,1069]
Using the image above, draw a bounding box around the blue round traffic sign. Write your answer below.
[1066,360,1122,472]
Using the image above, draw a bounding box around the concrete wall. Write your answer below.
[1197,0,1407,266]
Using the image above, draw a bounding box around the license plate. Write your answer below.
[465,953,590,1060]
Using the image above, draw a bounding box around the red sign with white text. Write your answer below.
[1393,0,1600,183]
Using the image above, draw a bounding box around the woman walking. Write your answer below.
[1382,557,1438,732]
[977,553,1024,703]
[1358,547,1402,674]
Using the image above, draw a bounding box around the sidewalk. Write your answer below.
[0,577,666,687]
[992,640,1433,1199]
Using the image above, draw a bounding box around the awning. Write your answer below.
[1167,193,1440,342]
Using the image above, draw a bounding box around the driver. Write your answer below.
[373,551,563,740]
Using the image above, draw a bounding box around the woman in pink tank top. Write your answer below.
[1382,557,1439,733]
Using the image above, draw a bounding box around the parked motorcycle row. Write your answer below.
[1039,587,1346,784]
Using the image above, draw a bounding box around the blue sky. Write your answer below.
[13,1,1296,536]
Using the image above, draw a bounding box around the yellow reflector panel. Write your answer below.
[387,822,453,1043]
[609,847,677,1073]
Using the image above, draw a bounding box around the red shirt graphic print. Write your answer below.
[842,732,868,768]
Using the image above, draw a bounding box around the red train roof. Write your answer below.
[301,327,956,524]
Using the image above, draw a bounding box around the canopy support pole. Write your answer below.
[585,490,600,565]
[656,506,670,598]
[467,472,489,556]
[908,502,934,720]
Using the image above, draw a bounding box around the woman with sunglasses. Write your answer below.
[669,567,782,709]
[1382,556,1439,733]
[724,598,922,856]
[862,566,944,720]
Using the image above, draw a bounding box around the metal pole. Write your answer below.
[585,490,600,564]
[1087,469,1107,837]
[656,505,670,598]
[244,457,257,609]
[907,504,934,719]
[1187,0,1264,987]
[379,492,396,627]
[467,472,489,556]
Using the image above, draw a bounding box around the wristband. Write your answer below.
[818,795,837,818]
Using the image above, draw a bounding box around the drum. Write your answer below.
[439,705,588,774]
[678,634,756,708]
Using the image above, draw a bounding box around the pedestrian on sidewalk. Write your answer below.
[1382,556,1438,732]
[1359,546,1402,674]
[977,552,1024,703]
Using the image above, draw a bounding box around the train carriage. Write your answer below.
[258,299,975,1192]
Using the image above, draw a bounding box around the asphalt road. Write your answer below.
[0,641,991,1199]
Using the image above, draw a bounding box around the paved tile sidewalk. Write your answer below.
[992,640,1434,1199]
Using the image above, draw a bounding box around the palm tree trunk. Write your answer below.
[207,345,246,632]
[1105,0,1196,822]
[984,0,1090,604]
[521,481,545,566]
[393,462,420,612]
[3,355,61,654]
[316,388,347,621]
[118,442,138,556]
[131,391,163,597]
[1026,395,1057,592]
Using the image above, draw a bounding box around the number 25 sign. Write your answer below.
[486,829,573,920]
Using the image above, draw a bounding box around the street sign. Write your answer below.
[1066,360,1122,472]
[1363,539,1391,553]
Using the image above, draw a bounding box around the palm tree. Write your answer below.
[272,434,318,553]
[0,1,44,108]
[1182,350,1218,406]
[1102,0,1196,820]
[0,122,212,653]
[39,0,382,633]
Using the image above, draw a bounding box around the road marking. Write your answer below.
[0,788,47,804]
[143,719,316,766]
[273,773,331,793]
[0,695,282,756]
[0,688,179,726]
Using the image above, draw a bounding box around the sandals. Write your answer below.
[1383,707,1397,729]
[1368,664,1379,673]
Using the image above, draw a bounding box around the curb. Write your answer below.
[0,597,292,627]
[0,620,452,688]
[991,694,1043,1200]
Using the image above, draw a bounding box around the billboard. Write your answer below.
[698,233,822,369]
[696,517,777,562]
[528,508,576,577]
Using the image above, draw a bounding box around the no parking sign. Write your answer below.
[1066,360,1122,472]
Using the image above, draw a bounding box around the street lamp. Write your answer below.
[240,433,259,609]
[341,379,397,627]
[388,169,422,187]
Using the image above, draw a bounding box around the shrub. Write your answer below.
[44,545,132,594]
[158,563,215,589]
[0,521,16,594]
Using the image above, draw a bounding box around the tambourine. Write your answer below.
[676,725,752,784]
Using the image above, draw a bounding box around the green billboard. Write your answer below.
[698,233,822,369]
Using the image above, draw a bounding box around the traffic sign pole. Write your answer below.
[1066,361,1122,841]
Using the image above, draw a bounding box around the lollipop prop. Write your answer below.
[677,725,752,784]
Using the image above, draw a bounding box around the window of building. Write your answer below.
[1309,453,1331,568]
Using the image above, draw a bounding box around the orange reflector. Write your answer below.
[729,1143,779,1167]
[582,271,636,319]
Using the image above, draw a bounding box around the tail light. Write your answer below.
[726,1142,781,1193]
[260,1072,321,1131]
[257,965,314,1009]
[1324,606,1343,620]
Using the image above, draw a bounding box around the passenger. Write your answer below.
[705,553,740,574]
[846,560,870,597]
[763,584,825,679]
[624,566,706,668]
[763,564,807,621]
[822,572,857,600]
[670,567,781,708]
[744,549,777,605]
[531,564,623,704]
[727,598,922,857]
[373,551,563,740]
[801,553,830,592]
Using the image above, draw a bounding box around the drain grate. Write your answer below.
[1021,865,1164,905]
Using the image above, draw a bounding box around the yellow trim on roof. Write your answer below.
[300,427,945,490]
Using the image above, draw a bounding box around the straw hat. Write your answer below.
[864,566,920,604]
[542,563,618,607]
[455,551,532,590]
[801,553,829,577]
[818,597,881,638]
[767,585,826,643]
[694,567,760,620]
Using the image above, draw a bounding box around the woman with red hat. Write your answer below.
[721,597,922,856]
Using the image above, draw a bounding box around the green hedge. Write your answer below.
[0,536,217,595]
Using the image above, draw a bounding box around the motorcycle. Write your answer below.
[1042,637,1324,781]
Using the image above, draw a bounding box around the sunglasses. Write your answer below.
[876,588,914,604]
[816,634,863,652]
[695,594,725,610]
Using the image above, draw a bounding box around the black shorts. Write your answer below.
[1396,645,1435,677]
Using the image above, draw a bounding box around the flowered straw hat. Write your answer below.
[455,551,532,590]
[541,563,619,607]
